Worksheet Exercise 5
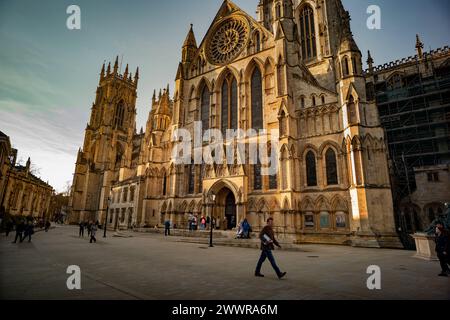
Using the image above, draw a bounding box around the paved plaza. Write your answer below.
[0,225,448,300]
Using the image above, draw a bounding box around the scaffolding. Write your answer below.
[373,56,450,248]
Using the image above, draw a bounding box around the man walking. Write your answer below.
[89,221,97,243]
[435,223,450,277]
[12,220,24,243]
[79,221,85,237]
[164,219,171,236]
[255,217,286,279]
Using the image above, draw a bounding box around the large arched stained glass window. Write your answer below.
[251,68,263,130]
[114,100,125,128]
[221,76,238,136]
[201,85,210,131]
[306,151,317,187]
[299,5,317,60]
[325,149,338,185]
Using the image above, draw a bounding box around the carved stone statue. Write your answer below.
[423,202,450,235]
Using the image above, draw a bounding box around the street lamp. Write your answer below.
[209,193,216,248]
[103,194,111,238]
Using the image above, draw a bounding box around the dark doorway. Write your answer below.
[225,192,236,230]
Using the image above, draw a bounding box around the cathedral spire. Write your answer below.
[183,24,197,48]
[124,64,129,79]
[367,50,374,74]
[182,24,197,63]
[152,89,156,104]
[113,56,119,74]
[100,63,105,82]
[416,34,424,59]
[106,62,111,75]
[134,67,139,86]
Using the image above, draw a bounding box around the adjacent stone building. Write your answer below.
[69,0,402,248]
[0,131,54,219]
[365,36,450,244]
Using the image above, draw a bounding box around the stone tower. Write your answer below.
[70,57,139,223]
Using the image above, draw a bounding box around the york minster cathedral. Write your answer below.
[68,0,402,248]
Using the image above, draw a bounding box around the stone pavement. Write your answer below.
[0,225,448,300]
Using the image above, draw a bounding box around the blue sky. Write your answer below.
[0,0,449,192]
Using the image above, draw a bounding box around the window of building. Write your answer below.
[335,212,347,228]
[188,163,195,194]
[279,110,287,136]
[312,96,316,106]
[163,176,167,196]
[276,3,281,19]
[122,188,128,203]
[201,85,210,131]
[251,68,263,130]
[221,76,238,136]
[304,213,314,228]
[320,211,330,228]
[321,96,325,105]
[130,186,135,202]
[427,172,439,182]
[352,57,357,75]
[254,161,262,191]
[325,149,338,185]
[255,32,261,52]
[306,151,317,187]
[301,96,305,108]
[342,57,350,77]
[113,100,125,128]
[299,5,317,60]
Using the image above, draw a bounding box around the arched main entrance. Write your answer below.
[212,186,237,231]
[208,179,241,231]
[224,192,237,230]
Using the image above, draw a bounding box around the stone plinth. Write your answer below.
[412,233,438,261]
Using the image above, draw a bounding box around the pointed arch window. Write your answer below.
[255,32,261,52]
[201,85,210,131]
[114,100,125,128]
[251,68,263,130]
[268,143,278,190]
[197,162,205,193]
[352,57,358,75]
[188,163,195,194]
[221,76,238,136]
[325,148,338,185]
[276,3,282,19]
[342,57,350,77]
[279,110,287,136]
[254,159,262,191]
[299,5,317,60]
[348,95,357,125]
[306,151,317,187]
[163,175,167,196]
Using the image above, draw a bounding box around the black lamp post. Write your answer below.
[209,194,216,248]
[103,195,111,238]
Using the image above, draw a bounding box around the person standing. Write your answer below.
[87,221,92,237]
[435,223,450,277]
[164,219,171,236]
[5,219,13,237]
[79,221,85,237]
[255,217,286,279]
[12,220,24,243]
[45,220,51,232]
[22,220,34,243]
[90,222,97,243]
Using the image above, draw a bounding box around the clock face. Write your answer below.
[207,17,250,65]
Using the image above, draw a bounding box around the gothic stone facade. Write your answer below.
[69,0,401,248]
[0,132,53,219]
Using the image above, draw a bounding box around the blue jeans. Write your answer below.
[255,249,281,276]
